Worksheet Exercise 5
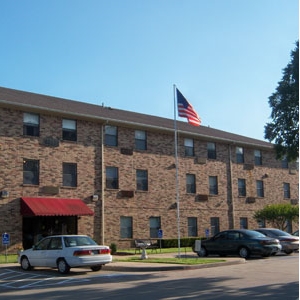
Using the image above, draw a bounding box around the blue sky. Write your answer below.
[0,0,298,140]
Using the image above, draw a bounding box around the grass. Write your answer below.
[0,254,18,264]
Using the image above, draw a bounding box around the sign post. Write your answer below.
[2,233,10,263]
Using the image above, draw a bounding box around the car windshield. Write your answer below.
[266,229,292,237]
[244,230,266,238]
[64,236,97,247]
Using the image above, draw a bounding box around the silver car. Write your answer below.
[18,235,112,274]
[255,228,299,255]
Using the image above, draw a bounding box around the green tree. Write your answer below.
[253,203,299,230]
[264,41,299,162]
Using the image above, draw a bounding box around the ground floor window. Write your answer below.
[187,217,198,237]
[210,217,220,236]
[240,217,248,229]
[149,217,161,238]
[120,216,133,238]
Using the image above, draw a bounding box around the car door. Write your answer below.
[30,237,51,266]
[208,232,229,254]
[45,237,63,267]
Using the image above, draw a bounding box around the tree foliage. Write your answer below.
[253,203,299,230]
[264,41,299,161]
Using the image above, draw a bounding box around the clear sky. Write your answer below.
[0,0,298,141]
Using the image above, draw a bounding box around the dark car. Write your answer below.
[193,229,281,259]
[254,228,299,255]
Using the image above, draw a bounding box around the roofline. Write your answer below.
[0,99,274,150]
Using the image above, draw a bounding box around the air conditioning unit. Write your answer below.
[246,197,256,203]
[120,148,133,155]
[119,190,134,198]
[195,157,207,165]
[196,194,209,201]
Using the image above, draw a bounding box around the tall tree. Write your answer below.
[265,41,299,161]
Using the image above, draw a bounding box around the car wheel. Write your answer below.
[197,246,208,257]
[57,258,70,274]
[238,247,250,259]
[20,256,32,271]
[91,265,102,272]
[284,250,293,255]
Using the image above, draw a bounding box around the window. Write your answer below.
[106,166,119,189]
[135,130,147,150]
[136,169,148,191]
[240,217,248,229]
[186,174,196,194]
[23,112,39,136]
[149,217,161,238]
[23,159,39,185]
[187,217,198,237]
[238,178,246,197]
[120,216,133,238]
[105,125,117,146]
[210,217,220,236]
[62,119,77,141]
[63,163,77,187]
[283,183,291,199]
[281,157,288,169]
[207,142,216,159]
[236,147,244,163]
[254,150,262,165]
[209,176,218,195]
[184,138,194,156]
[256,180,264,197]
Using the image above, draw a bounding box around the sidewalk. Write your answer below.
[103,251,246,272]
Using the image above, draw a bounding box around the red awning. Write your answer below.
[21,197,94,217]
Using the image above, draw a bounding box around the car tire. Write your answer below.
[91,265,102,272]
[284,250,293,255]
[238,247,250,259]
[20,256,32,271]
[57,258,70,274]
[197,246,208,257]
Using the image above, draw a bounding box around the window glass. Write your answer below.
[186,174,196,194]
[106,166,119,189]
[62,119,77,141]
[135,130,147,150]
[238,178,246,196]
[207,142,216,159]
[283,182,291,198]
[209,176,218,195]
[149,217,161,238]
[23,159,39,185]
[240,217,248,229]
[23,112,40,136]
[256,180,264,197]
[236,147,244,163]
[210,217,220,235]
[136,169,148,191]
[63,163,77,187]
[120,216,133,238]
[187,217,197,237]
[254,150,262,165]
[105,125,118,146]
[184,138,194,156]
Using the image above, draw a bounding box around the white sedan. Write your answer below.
[18,235,112,274]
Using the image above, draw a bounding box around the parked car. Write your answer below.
[193,229,281,259]
[292,230,299,236]
[18,235,112,274]
[254,228,299,255]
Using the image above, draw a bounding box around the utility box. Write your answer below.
[194,240,201,251]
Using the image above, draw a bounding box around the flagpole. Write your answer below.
[173,84,181,258]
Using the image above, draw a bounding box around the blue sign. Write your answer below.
[205,229,210,238]
[158,229,163,239]
[2,233,10,245]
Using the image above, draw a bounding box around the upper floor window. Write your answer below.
[186,174,196,194]
[254,150,262,165]
[184,138,194,156]
[209,176,218,195]
[136,169,148,191]
[238,178,246,197]
[105,125,118,146]
[283,182,291,199]
[23,159,39,185]
[120,216,133,239]
[281,157,288,169]
[236,147,244,163]
[207,142,216,159]
[23,112,39,137]
[63,163,77,187]
[106,166,119,189]
[135,130,147,150]
[62,119,77,141]
[256,180,264,197]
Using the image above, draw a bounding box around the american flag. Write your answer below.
[176,88,201,126]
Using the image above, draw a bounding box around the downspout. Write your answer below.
[228,144,235,229]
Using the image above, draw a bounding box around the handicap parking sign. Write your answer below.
[2,233,10,245]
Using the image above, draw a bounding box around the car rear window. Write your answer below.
[64,236,98,247]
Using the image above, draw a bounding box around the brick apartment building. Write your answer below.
[0,86,298,252]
